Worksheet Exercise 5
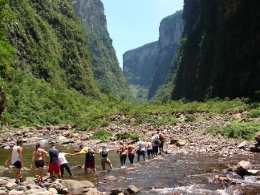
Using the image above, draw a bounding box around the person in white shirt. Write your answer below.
[98,144,116,170]
[146,139,153,160]
[136,138,147,162]
[5,139,23,184]
[58,151,74,178]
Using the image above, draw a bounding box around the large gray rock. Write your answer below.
[61,179,94,189]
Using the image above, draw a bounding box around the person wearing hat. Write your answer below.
[72,144,96,174]
[30,143,49,184]
[98,144,116,171]
[48,143,62,180]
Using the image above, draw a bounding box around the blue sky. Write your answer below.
[101,0,184,68]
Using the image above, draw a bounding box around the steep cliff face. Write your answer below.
[123,42,158,99]
[123,11,183,100]
[123,42,159,89]
[72,0,130,97]
[171,0,260,101]
[148,11,183,99]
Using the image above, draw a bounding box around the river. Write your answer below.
[0,144,260,195]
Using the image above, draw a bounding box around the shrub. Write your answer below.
[185,114,197,122]
[91,129,112,140]
[207,122,260,140]
[245,109,260,119]
[115,131,140,141]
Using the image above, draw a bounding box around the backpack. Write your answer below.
[154,137,159,145]
[101,149,108,158]
[86,148,95,161]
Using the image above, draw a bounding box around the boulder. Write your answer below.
[176,139,186,146]
[0,190,8,195]
[24,189,53,195]
[84,188,102,195]
[110,188,129,195]
[237,140,247,149]
[61,179,94,189]
[8,190,24,195]
[127,185,141,194]
[254,131,260,143]
[104,176,116,182]
[234,160,252,176]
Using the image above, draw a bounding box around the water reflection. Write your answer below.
[1,145,260,195]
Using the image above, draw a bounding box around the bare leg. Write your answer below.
[84,167,88,174]
[37,167,43,182]
[15,168,22,183]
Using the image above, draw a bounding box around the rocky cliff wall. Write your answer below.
[123,10,183,100]
[123,42,159,88]
[148,11,183,99]
[171,0,260,101]
[73,0,130,97]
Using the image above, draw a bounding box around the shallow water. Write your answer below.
[1,144,260,195]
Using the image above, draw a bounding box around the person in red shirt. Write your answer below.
[48,143,61,180]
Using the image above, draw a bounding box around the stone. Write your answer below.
[234,160,252,176]
[176,139,186,146]
[237,140,247,149]
[61,179,94,189]
[127,185,141,194]
[103,176,116,182]
[8,190,24,195]
[84,188,102,195]
[254,131,260,143]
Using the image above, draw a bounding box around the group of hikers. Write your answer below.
[4,131,165,184]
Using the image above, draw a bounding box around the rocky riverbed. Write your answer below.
[0,111,260,194]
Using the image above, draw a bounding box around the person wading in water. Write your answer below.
[30,143,49,184]
[5,139,24,184]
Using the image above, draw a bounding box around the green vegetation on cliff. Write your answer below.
[72,0,130,98]
[8,0,99,97]
[171,0,260,101]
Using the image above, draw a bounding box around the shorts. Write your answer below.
[147,149,153,155]
[153,146,158,153]
[35,160,44,168]
[48,162,60,174]
[139,150,146,156]
[159,142,164,148]
[85,161,95,169]
[13,161,22,169]
[101,158,111,169]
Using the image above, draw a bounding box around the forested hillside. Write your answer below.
[0,0,104,128]
[72,0,130,98]
[170,0,260,101]
[8,0,99,97]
